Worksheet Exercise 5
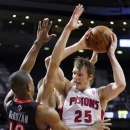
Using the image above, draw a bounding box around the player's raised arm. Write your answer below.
[99,33,126,108]
[5,18,56,110]
[38,4,84,100]
[20,18,56,73]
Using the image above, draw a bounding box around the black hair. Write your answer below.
[9,70,32,94]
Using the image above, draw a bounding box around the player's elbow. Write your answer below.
[45,56,51,68]
[117,82,126,92]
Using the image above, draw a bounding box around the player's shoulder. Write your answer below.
[36,105,59,123]
[37,105,58,116]
[65,78,72,88]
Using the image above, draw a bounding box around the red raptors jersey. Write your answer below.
[61,86,104,129]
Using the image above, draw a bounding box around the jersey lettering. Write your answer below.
[70,96,99,110]
[9,121,14,130]
[9,121,25,130]
[9,110,28,123]
[62,87,103,128]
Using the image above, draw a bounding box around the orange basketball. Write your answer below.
[87,25,113,53]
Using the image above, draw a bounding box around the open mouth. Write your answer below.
[75,82,81,85]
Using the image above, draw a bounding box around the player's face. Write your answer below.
[72,66,92,92]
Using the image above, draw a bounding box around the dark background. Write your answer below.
[0,0,130,129]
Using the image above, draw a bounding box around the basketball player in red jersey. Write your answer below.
[4,17,71,130]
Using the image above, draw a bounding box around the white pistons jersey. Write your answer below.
[60,86,104,129]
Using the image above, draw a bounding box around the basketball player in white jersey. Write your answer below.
[17,4,112,130]
[44,30,126,129]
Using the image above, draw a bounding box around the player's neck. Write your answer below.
[79,85,91,92]
[17,95,34,101]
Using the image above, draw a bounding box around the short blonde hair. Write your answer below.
[73,56,95,85]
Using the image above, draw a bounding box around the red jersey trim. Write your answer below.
[59,104,64,120]
[15,98,34,103]
[101,109,105,120]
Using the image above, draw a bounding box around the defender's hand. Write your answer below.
[35,18,56,44]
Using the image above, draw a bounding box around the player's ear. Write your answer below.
[27,84,31,92]
[89,74,93,81]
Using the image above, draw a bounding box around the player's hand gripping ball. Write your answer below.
[87,25,113,53]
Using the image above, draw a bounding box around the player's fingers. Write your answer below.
[77,4,83,11]
[78,7,84,16]
[113,33,117,43]
[110,34,113,43]
[93,51,98,55]
[42,18,49,29]
[42,19,46,29]
[86,28,92,35]
[88,27,93,32]
[103,119,111,123]
[74,4,84,18]
[103,126,110,130]
[86,31,92,39]
[104,123,112,126]
[38,21,41,31]
[45,18,49,28]
[78,23,83,27]
[46,21,53,31]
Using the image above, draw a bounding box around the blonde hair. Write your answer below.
[73,56,95,85]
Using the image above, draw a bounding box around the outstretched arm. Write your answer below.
[37,4,84,100]
[19,18,56,73]
[99,33,126,105]
[4,19,56,110]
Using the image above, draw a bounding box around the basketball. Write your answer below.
[87,25,113,53]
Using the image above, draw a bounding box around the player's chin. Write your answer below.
[76,84,82,90]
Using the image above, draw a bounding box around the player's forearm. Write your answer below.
[19,41,42,73]
[50,27,72,65]
[4,90,15,103]
[108,53,126,89]
[46,27,72,83]
[4,90,15,110]
[62,42,83,60]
